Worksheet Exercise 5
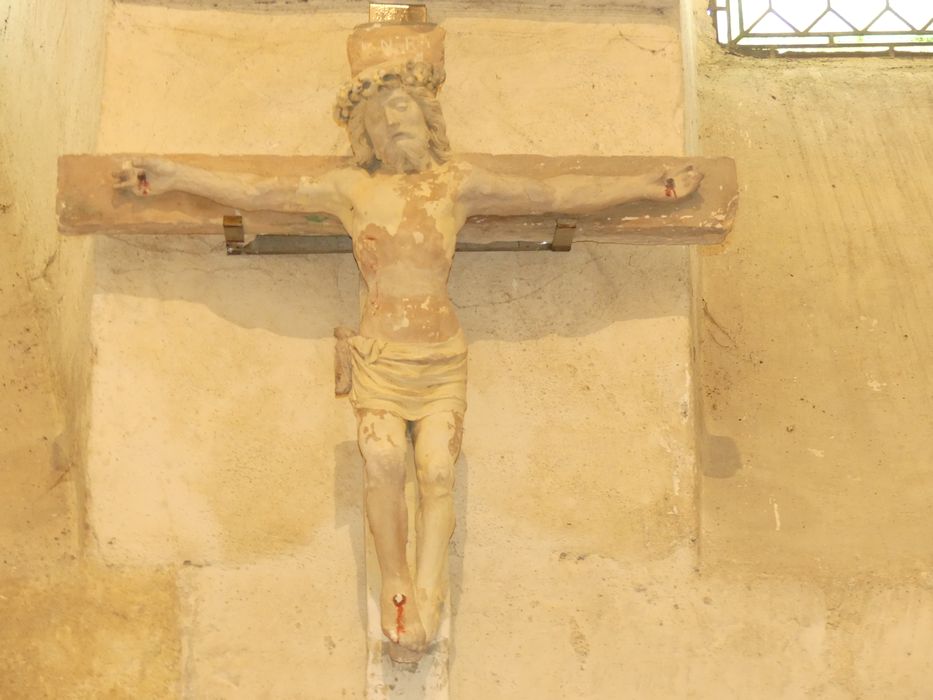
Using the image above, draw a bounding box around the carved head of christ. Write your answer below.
[346,83,451,174]
[338,24,450,173]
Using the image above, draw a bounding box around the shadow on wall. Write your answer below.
[699,431,742,479]
[333,440,366,631]
[93,235,691,343]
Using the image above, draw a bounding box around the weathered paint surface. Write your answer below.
[57,153,738,244]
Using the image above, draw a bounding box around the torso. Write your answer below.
[345,162,468,343]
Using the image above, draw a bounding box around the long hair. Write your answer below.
[347,85,451,170]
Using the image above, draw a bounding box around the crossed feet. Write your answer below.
[380,578,443,664]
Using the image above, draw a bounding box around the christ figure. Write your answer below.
[115,23,701,663]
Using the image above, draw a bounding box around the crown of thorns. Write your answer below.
[333,61,446,124]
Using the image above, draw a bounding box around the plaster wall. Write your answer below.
[687,2,933,695]
[691,20,933,580]
[4,2,932,698]
[0,0,110,549]
[83,3,695,696]
[0,3,181,696]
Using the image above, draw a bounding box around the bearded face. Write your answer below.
[361,87,435,174]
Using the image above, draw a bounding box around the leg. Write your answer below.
[357,409,426,655]
[411,411,463,643]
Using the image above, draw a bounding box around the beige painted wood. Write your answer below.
[57,154,737,246]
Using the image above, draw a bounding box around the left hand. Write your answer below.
[112,157,179,197]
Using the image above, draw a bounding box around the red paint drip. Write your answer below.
[393,593,407,639]
[664,178,677,199]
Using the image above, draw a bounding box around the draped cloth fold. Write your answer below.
[335,327,467,421]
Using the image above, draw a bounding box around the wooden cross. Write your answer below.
[57,7,736,700]
[58,152,736,249]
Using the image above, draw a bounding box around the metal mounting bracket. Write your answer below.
[220,217,576,256]
[223,215,246,255]
[552,220,576,252]
[369,3,428,23]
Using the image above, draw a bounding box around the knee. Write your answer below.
[416,453,454,499]
[362,442,407,489]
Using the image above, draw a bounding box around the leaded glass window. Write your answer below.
[712,0,933,55]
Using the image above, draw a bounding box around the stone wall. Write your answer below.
[0,2,181,696]
[0,0,110,539]
[688,0,933,695]
[83,4,693,696]
[689,0,933,583]
[6,1,931,697]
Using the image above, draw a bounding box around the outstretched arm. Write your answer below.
[459,164,702,217]
[114,157,356,220]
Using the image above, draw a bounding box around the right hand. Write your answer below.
[113,157,178,197]
[655,164,703,201]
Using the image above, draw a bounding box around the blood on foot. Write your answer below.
[137,172,150,196]
[665,177,677,199]
[393,593,407,639]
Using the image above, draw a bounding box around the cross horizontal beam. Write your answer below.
[58,154,737,248]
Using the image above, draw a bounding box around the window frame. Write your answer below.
[710,0,933,57]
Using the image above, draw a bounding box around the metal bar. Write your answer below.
[823,10,866,34]
[801,9,829,34]
[734,0,742,42]
[728,45,933,58]
[716,0,732,44]
[227,219,577,255]
[863,6,889,33]
[768,5,791,32]
[231,234,577,255]
[241,234,350,255]
[742,30,933,38]
[887,3,917,31]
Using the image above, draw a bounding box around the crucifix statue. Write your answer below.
[58,6,736,681]
[114,19,700,662]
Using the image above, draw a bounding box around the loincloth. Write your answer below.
[334,328,467,421]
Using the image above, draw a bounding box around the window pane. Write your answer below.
[771,1,830,32]
[714,0,933,55]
